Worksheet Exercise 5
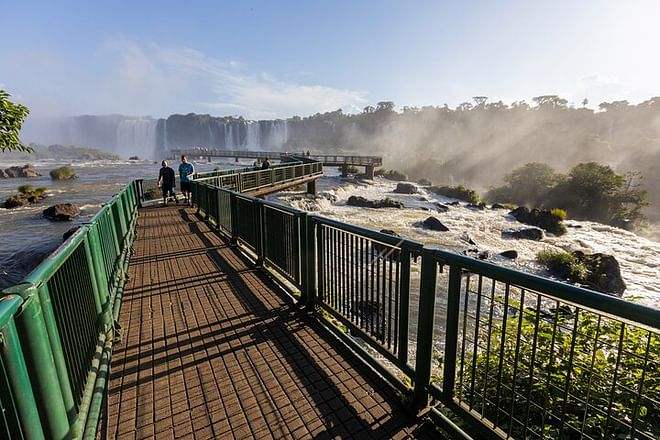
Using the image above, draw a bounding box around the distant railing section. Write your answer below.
[0,183,139,439]
[191,178,660,440]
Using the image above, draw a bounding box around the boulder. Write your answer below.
[394,183,417,194]
[3,164,41,178]
[346,195,403,209]
[574,251,626,295]
[63,226,81,241]
[499,250,519,259]
[491,203,507,209]
[418,216,449,232]
[464,248,490,260]
[43,204,80,221]
[0,169,8,178]
[502,228,544,241]
[466,202,486,210]
[3,195,26,209]
[448,201,460,206]
[460,232,476,245]
[435,203,450,213]
[509,206,565,235]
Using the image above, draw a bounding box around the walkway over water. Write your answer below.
[107,206,436,439]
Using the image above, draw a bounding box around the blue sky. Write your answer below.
[1,0,659,118]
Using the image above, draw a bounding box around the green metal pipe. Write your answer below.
[413,250,438,408]
[442,264,463,401]
[10,289,71,439]
[71,333,105,439]
[0,295,46,440]
[431,249,660,330]
[24,226,89,284]
[82,336,112,440]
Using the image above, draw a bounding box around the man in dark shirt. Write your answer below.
[158,160,177,205]
[261,157,271,170]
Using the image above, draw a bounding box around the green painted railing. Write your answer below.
[192,179,660,440]
[0,182,139,439]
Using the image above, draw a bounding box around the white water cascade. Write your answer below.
[245,121,261,149]
[116,118,158,159]
[269,120,288,148]
[224,124,234,149]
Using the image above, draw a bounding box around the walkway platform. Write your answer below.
[107,206,437,439]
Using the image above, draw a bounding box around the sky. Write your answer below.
[1,0,659,119]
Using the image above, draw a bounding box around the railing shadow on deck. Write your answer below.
[109,206,435,438]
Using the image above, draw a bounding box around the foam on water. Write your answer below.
[276,176,660,308]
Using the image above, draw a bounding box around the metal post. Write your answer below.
[443,263,463,401]
[135,179,144,208]
[398,249,411,368]
[413,250,438,408]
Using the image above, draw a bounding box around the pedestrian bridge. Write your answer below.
[0,169,658,439]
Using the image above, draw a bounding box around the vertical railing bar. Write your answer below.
[398,249,410,368]
[376,245,382,342]
[480,279,497,417]
[628,330,651,437]
[393,252,400,355]
[522,295,542,437]
[493,283,511,427]
[468,275,483,410]
[539,302,561,431]
[458,274,471,400]
[507,288,526,438]
[603,322,626,438]
[387,249,394,350]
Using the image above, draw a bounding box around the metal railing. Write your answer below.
[0,182,139,439]
[191,179,660,440]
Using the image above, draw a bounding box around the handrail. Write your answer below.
[192,176,660,440]
[0,181,139,439]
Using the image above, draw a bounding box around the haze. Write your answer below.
[1,1,660,118]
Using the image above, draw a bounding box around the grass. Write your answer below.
[537,249,589,282]
[50,165,77,180]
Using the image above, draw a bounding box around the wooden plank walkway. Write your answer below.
[107,205,437,439]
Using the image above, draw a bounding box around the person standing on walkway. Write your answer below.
[261,157,271,170]
[158,160,177,206]
[178,155,195,205]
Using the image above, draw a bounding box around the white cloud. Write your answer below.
[102,37,367,119]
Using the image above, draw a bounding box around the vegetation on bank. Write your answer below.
[428,185,480,203]
[486,162,648,228]
[537,249,588,282]
[375,168,408,181]
[462,297,658,439]
[50,165,78,180]
[1,143,121,161]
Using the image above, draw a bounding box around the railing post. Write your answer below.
[255,199,264,266]
[300,214,317,308]
[230,193,238,245]
[135,179,144,208]
[398,249,411,368]
[413,250,438,408]
[3,284,71,439]
[442,263,463,401]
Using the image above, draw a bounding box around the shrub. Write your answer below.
[417,178,432,186]
[429,185,480,203]
[17,184,33,194]
[382,169,408,181]
[537,249,588,282]
[50,165,77,180]
[549,207,567,220]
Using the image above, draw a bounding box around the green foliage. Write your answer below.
[549,208,567,220]
[17,184,33,195]
[461,300,659,439]
[537,249,589,282]
[50,165,77,180]
[485,163,565,206]
[0,90,31,153]
[429,185,480,203]
[417,177,432,186]
[377,169,408,181]
[488,162,648,228]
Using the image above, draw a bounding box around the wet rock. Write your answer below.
[464,248,490,260]
[0,169,8,178]
[419,207,430,211]
[394,183,418,194]
[502,227,544,241]
[346,196,403,209]
[418,216,449,232]
[574,251,626,295]
[435,203,450,213]
[63,226,81,241]
[466,202,486,210]
[448,201,460,206]
[3,164,41,178]
[460,232,476,245]
[499,250,519,259]
[3,195,27,209]
[43,203,80,221]
[491,203,507,209]
[509,206,566,235]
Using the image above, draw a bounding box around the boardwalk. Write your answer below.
[107,206,437,439]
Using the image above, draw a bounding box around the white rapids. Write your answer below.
[275,174,660,309]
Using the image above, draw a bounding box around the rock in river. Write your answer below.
[417,216,449,232]
[43,204,80,221]
[502,227,544,241]
[393,183,417,194]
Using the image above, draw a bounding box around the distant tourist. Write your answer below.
[306,150,310,157]
[158,160,177,206]
[261,157,271,170]
[178,155,195,205]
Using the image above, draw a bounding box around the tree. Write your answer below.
[375,101,395,112]
[472,96,488,106]
[0,90,31,152]
[532,95,568,109]
[485,162,565,206]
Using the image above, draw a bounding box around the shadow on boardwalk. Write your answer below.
[107,205,438,439]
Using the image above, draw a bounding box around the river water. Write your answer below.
[1,160,659,310]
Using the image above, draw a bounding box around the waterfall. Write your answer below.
[116,118,158,159]
[245,121,261,149]
[225,124,233,149]
[269,120,288,149]
[163,119,168,151]
[208,122,214,147]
